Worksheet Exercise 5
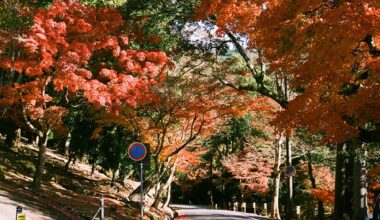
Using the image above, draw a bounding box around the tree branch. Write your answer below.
[22,105,43,137]
[167,114,205,159]
[225,31,288,107]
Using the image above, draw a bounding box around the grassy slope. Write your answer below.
[0,136,166,220]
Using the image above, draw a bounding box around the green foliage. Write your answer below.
[97,126,137,176]
[64,107,140,181]
[175,171,187,182]
[208,114,267,156]
[17,159,35,174]
[64,106,97,161]
[184,114,271,204]
[120,0,200,52]
[0,6,32,31]
[202,114,264,170]
[20,0,52,8]
[80,0,126,7]
[367,142,380,170]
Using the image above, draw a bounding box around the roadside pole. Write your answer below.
[128,142,148,220]
[140,161,144,220]
[100,195,104,220]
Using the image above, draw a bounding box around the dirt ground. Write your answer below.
[0,137,166,220]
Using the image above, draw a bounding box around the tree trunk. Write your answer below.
[118,168,124,184]
[125,170,134,179]
[153,158,177,208]
[129,169,163,207]
[65,155,74,172]
[271,138,282,219]
[163,184,172,208]
[111,169,117,184]
[13,128,21,149]
[209,150,213,179]
[91,162,96,175]
[307,152,325,219]
[5,127,21,149]
[129,158,170,206]
[118,170,134,185]
[373,193,380,220]
[286,136,293,220]
[32,130,50,190]
[353,140,368,220]
[4,127,16,148]
[334,143,346,219]
[344,142,355,219]
[64,132,71,157]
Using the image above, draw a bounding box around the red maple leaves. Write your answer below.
[0,0,170,122]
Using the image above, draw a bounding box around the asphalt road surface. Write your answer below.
[171,204,272,220]
[0,189,68,220]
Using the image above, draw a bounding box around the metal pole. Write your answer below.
[140,161,144,220]
[100,195,104,220]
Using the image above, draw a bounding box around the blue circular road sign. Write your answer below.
[285,166,296,177]
[128,142,147,161]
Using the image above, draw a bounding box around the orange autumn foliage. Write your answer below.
[142,75,252,163]
[195,0,380,143]
[309,166,335,204]
[176,147,207,175]
[368,164,380,206]
[223,148,274,195]
[297,163,335,204]
[175,96,279,193]
[311,188,335,204]
[93,67,253,172]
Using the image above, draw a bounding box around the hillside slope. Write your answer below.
[0,136,166,219]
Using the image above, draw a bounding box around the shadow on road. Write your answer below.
[170,204,209,209]
[171,204,273,220]
[181,214,267,219]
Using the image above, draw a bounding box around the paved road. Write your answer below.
[171,204,272,220]
[0,190,68,220]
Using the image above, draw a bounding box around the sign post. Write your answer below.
[128,142,148,220]
[100,195,104,220]
[140,161,143,219]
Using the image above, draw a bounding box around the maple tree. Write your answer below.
[0,0,169,189]
[222,146,273,196]
[0,0,379,218]
[305,163,335,212]
[258,2,380,217]
[195,0,380,143]
[172,94,281,208]
[92,53,255,207]
[114,1,291,210]
[193,3,298,217]
[148,76,250,208]
[194,0,380,218]
[177,114,273,199]
[311,189,334,204]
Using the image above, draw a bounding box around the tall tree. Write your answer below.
[0,0,169,189]
[195,0,380,218]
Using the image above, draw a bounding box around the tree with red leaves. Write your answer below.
[195,0,380,218]
[0,0,169,189]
